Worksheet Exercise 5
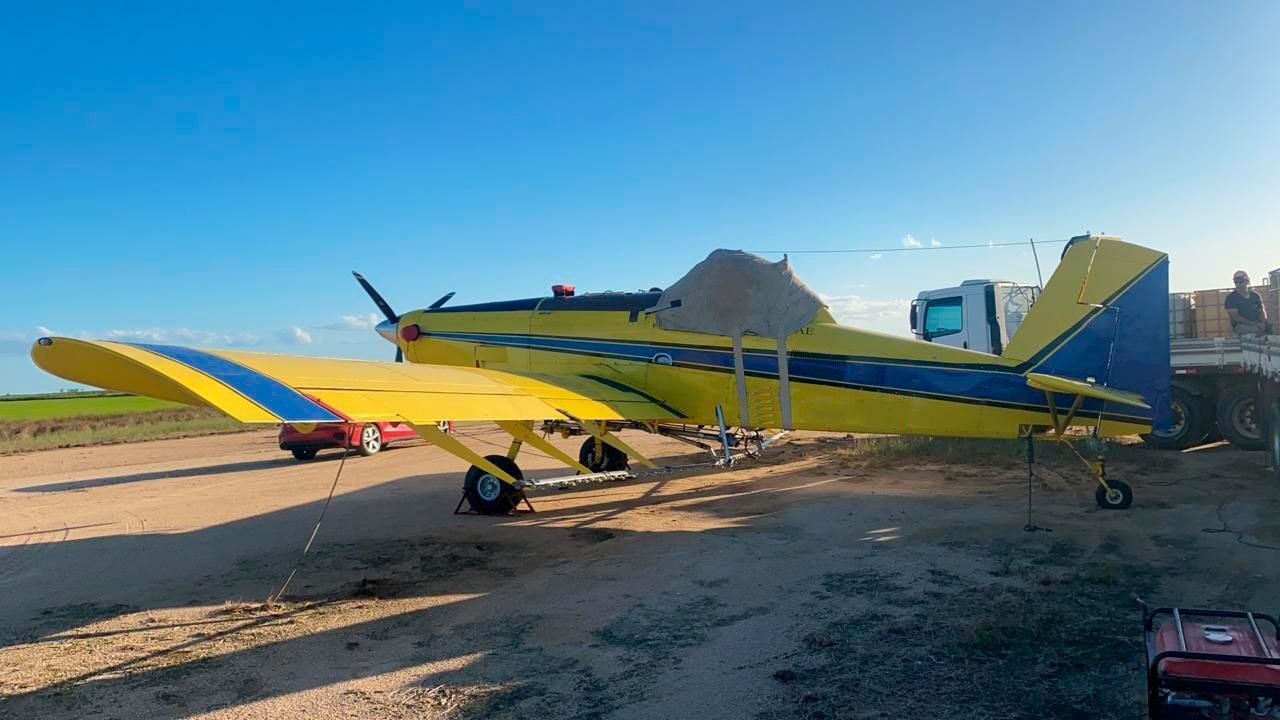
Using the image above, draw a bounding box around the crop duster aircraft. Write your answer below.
[32,234,1170,514]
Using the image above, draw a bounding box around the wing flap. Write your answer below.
[1025,372,1151,409]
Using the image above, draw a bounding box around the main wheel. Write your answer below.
[291,448,318,461]
[463,455,524,515]
[1267,400,1280,482]
[358,424,383,456]
[1216,384,1265,451]
[1143,386,1207,449]
[578,438,628,473]
[1095,480,1133,510]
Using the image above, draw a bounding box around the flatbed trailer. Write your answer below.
[1241,336,1280,480]
[1163,337,1264,451]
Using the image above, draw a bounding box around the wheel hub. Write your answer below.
[1155,402,1186,438]
[1233,400,1258,439]
[477,474,503,502]
[1105,488,1123,505]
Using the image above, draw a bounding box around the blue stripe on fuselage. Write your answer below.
[419,331,1151,422]
[130,343,343,423]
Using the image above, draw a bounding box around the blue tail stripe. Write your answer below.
[131,344,343,423]
[421,331,1154,422]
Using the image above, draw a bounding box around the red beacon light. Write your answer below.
[552,284,575,298]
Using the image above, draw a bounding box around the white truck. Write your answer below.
[911,280,1264,451]
[1241,336,1280,479]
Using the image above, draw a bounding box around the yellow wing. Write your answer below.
[30,338,684,424]
[1024,372,1151,409]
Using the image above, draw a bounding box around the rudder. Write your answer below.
[1004,235,1171,430]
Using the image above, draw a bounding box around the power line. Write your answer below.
[747,238,1070,255]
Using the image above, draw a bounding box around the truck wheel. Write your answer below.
[1267,401,1280,481]
[463,455,523,515]
[1216,384,1265,451]
[1143,387,1206,449]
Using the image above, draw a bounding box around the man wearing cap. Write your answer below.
[1225,271,1273,335]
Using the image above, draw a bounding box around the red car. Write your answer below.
[279,421,451,461]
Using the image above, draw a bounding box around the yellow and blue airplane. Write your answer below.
[31,234,1170,514]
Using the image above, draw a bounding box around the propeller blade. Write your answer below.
[352,271,399,324]
[428,291,456,310]
[395,347,403,363]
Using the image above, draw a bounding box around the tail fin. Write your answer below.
[1004,235,1171,429]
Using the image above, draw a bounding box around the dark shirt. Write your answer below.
[1224,290,1264,326]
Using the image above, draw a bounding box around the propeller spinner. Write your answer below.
[353,272,456,363]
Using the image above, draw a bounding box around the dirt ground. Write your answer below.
[1,426,1277,719]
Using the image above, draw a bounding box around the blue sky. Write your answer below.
[3,1,1277,393]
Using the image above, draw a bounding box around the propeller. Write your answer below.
[352,271,398,325]
[352,272,456,363]
[429,292,455,310]
[353,271,404,362]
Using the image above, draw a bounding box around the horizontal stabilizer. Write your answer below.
[1025,372,1151,410]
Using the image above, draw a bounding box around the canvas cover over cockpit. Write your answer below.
[652,250,825,339]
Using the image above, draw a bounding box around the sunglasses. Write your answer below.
[1234,278,1249,284]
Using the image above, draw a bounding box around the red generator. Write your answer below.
[1143,602,1280,718]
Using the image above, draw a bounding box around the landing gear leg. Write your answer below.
[1091,456,1133,510]
[1062,439,1133,510]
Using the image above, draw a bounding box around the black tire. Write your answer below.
[1143,386,1207,450]
[578,438,629,473]
[1216,384,1265,451]
[1266,401,1280,481]
[291,448,318,461]
[1095,480,1133,510]
[463,455,524,515]
[357,424,383,456]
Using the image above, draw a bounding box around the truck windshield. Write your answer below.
[924,297,963,338]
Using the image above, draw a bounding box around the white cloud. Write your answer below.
[101,328,259,346]
[930,238,942,247]
[822,295,912,336]
[902,234,922,248]
[0,332,30,356]
[276,327,313,345]
[869,253,883,261]
[321,313,380,332]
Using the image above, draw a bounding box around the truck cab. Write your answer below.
[910,280,1039,355]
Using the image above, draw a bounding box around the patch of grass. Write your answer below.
[0,407,249,454]
[0,394,182,421]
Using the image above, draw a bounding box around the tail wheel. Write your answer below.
[358,424,383,456]
[1143,386,1206,449]
[463,455,524,515]
[1216,384,1265,451]
[578,438,628,473]
[1095,480,1133,510]
[1267,401,1280,481]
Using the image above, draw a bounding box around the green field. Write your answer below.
[0,393,182,421]
[0,391,249,454]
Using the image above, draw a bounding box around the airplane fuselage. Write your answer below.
[391,291,1151,439]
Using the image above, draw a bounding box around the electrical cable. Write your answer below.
[747,238,1071,255]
